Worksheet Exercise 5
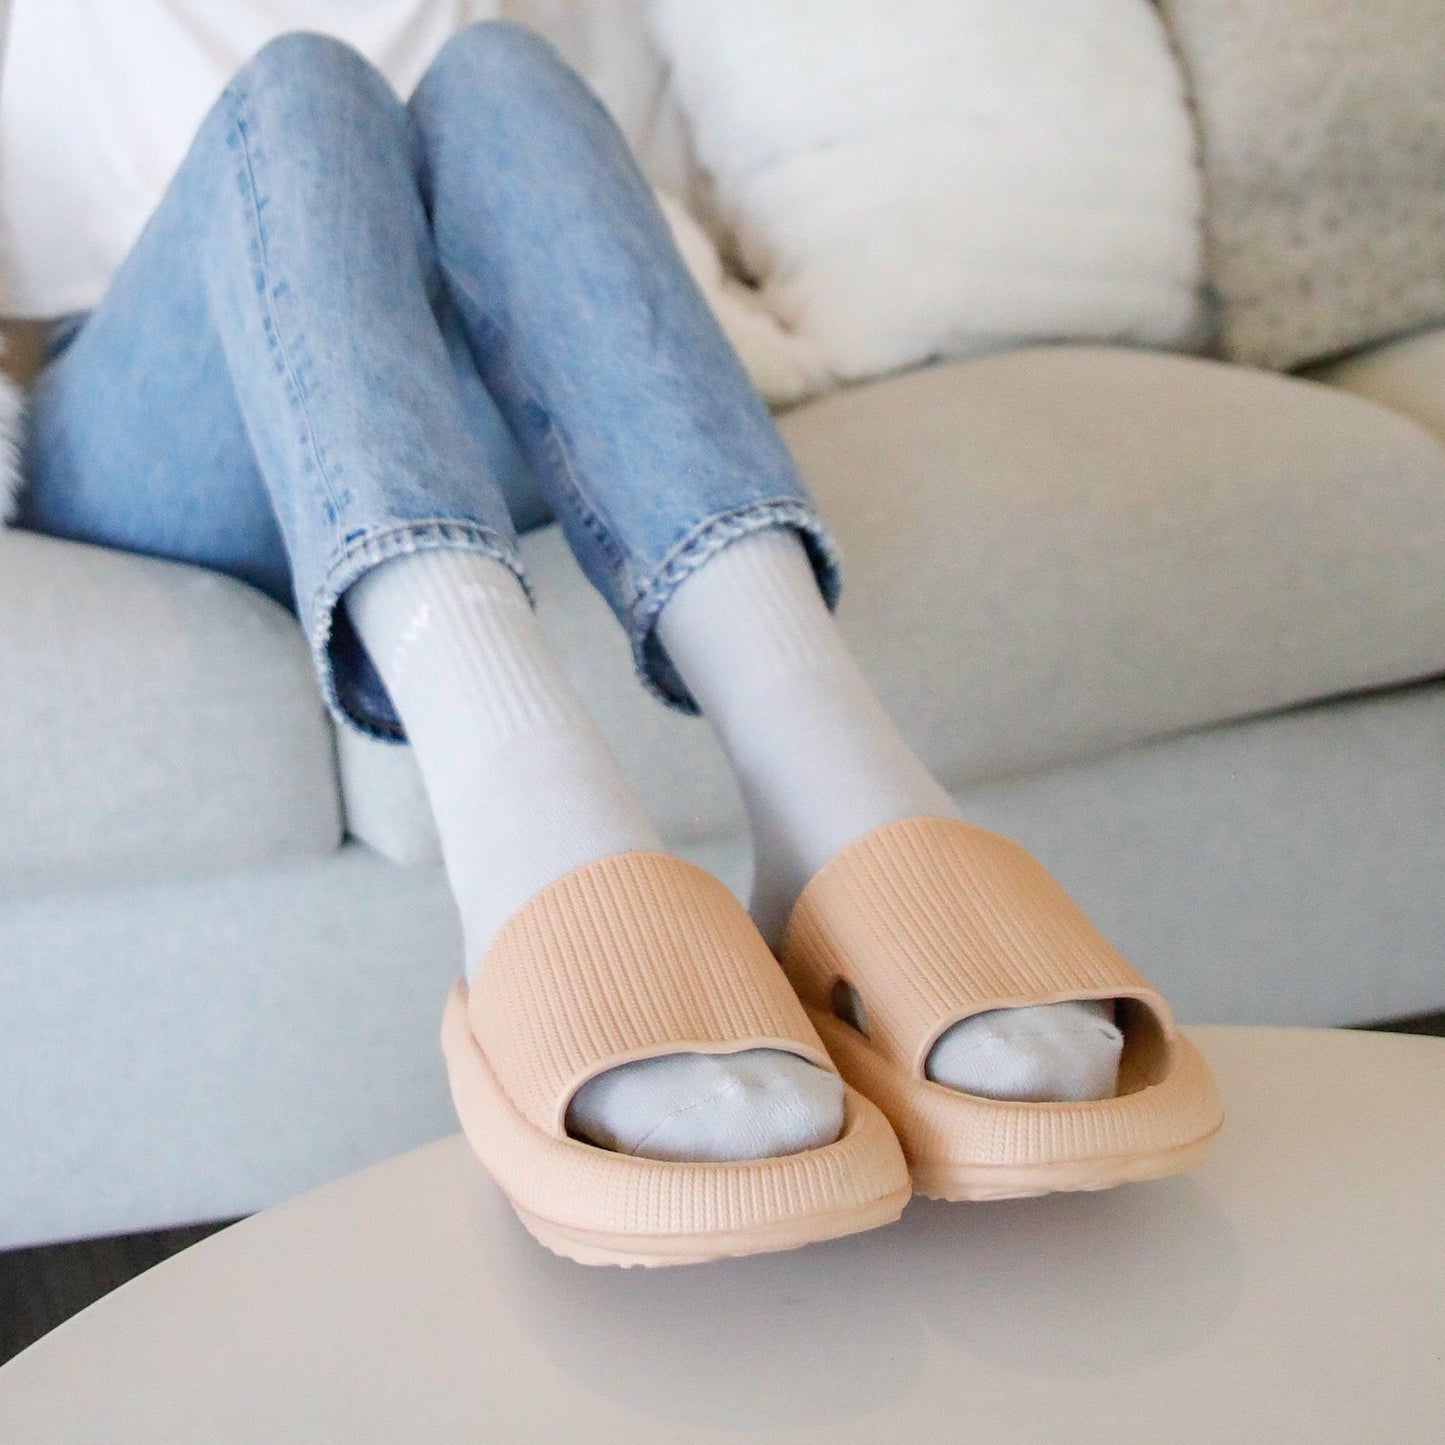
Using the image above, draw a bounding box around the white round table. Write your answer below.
[2,1026,1442,1443]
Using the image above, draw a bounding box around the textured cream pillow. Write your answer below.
[647,0,1205,381]
[1161,0,1445,370]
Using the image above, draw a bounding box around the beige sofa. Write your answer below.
[5,3,1445,1248]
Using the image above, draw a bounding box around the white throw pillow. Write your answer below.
[648,0,1206,381]
[656,190,831,406]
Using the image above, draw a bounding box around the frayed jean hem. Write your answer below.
[627,499,843,715]
[308,518,527,743]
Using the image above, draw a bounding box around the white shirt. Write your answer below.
[0,1,491,317]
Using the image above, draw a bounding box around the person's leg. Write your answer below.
[19,33,530,727]
[654,530,1124,1103]
[17,34,640,953]
[411,21,1122,1103]
[20,31,839,1161]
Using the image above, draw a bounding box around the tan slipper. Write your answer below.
[778,816,1223,1201]
[441,850,911,1266]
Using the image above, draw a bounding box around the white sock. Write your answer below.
[344,547,843,1159]
[654,528,1123,1102]
[925,1000,1122,1102]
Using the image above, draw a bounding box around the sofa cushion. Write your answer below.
[1309,326,1445,449]
[0,529,343,897]
[339,344,1445,866]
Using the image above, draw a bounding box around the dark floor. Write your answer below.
[3,1011,1443,1369]
[0,1218,239,1366]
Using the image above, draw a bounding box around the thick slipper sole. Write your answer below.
[443,980,911,1267]
[781,817,1225,1204]
[810,1006,1223,1201]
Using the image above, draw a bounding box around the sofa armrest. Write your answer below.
[0,529,343,897]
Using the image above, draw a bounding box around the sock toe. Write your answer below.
[925,999,1123,1102]
[565,1048,846,1162]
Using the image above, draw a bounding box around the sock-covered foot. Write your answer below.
[346,547,843,1162]
[655,528,1124,1105]
[567,1048,844,1161]
[926,1000,1123,1101]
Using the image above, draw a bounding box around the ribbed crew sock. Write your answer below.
[344,546,843,1160]
[654,528,1123,1102]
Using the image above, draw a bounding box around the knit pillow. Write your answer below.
[646,0,1205,382]
[1160,0,1445,370]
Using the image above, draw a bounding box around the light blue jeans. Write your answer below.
[16,21,840,740]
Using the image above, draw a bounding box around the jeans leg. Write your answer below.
[201,31,544,739]
[21,302,297,614]
[22,31,540,741]
[409,21,842,715]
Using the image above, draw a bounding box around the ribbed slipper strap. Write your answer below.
[470,851,835,1136]
[779,816,1174,1078]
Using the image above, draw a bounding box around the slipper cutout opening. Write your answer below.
[830,978,870,1036]
[1112,997,1172,1096]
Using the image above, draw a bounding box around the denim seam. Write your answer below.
[627,497,844,713]
[442,273,633,597]
[537,418,630,592]
[307,518,529,742]
[226,86,344,520]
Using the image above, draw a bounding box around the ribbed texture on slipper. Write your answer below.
[471,852,832,1135]
[813,1012,1221,1175]
[442,851,911,1257]
[780,817,1222,1183]
[446,984,908,1243]
[781,816,1168,1075]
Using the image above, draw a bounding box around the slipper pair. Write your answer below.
[440,815,1223,1267]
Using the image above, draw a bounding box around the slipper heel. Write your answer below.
[779,816,1224,1201]
[441,850,911,1266]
